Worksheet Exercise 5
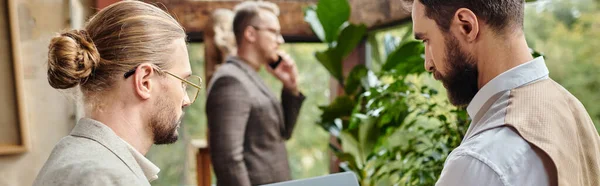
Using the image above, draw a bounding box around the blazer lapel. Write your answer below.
[226,57,285,124]
[70,118,147,180]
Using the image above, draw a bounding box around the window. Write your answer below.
[146,43,330,185]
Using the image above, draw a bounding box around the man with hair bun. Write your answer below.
[33,1,202,185]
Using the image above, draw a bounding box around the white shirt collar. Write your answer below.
[120,139,161,182]
[466,57,549,120]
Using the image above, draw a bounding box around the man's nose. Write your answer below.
[182,93,192,108]
[424,59,435,72]
[277,35,285,44]
[424,50,435,72]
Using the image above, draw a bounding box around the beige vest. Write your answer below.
[506,79,600,186]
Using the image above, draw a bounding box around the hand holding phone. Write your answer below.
[267,52,299,95]
[269,55,283,69]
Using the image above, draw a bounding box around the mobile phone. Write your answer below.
[269,55,283,69]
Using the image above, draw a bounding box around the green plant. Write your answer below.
[304,0,469,185]
[305,0,546,185]
[340,73,469,186]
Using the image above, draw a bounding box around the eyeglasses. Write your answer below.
[251,25,282,37]
[124,64,203,104]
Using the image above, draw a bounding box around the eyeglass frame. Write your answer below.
[123,64,202,104]
[250,25,282,37]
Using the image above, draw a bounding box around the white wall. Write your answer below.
[0,0,92,185]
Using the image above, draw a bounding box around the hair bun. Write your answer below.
[47,30,100,89]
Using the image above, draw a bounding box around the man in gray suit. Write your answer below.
[33,1,201,185]
[206,1,305,186]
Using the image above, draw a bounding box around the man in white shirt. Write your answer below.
[408,0,600,185]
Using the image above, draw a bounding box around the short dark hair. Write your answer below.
[411,0,525,33]
[232,1,280,45]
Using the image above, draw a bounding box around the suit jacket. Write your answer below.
[506,79,600,185]
[33,118,151,186]
[206,56,305,186]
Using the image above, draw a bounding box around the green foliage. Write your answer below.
[317,95,355,133]
[345,65,369,96]
[306,0,599,185]
[315,0,350,42]
[304,1,470,185]
[315,48,345,84]
[304,6,326,42]
[305,0,367,86]
[525,0,600,131]
[347,74,468,185]
[382,41,426,75]
[312,23,367,85]
[337,24,369,58]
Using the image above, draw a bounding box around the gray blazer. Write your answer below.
[206,56,305,186]
[33,118,151,186]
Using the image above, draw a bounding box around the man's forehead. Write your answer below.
[256,10,279,26]
[169,39,191,72]
[411,1,425,20]
[411,1,429,33]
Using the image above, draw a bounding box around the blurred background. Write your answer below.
[0,0,598,186]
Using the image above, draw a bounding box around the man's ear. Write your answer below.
[452,8,480,43]
[133,63,155,100]
[244,26,257,43]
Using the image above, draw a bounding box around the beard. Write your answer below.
[437,34,479,108]
[257,42,278,64]
[150,96,182,145]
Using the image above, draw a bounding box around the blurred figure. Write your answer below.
[33,1,201,185]
[205,1,305,186]
[408,0,600,185]
[212,8,237,59]
[205,8,237,84]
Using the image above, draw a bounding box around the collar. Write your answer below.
[70,118,150,181]
[466,57,549,120]
[226,56,259,74]
[225,55,286,126]
[121,139,160,182]
[226,55,278,100]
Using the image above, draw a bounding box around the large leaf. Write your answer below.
[303,6,326,42]
[335,24,367,59]
[318,96,355,129]
[382,41,425,76]
[316,0,351,43]
[315,48,344,85]
[316,24,366,87]
[358,115,379,160]
[340,131,364,168]
[398,25,414,46]
[345,65,368,95]
[385,126,413,150]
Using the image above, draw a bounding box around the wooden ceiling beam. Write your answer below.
[97,0,411,42]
